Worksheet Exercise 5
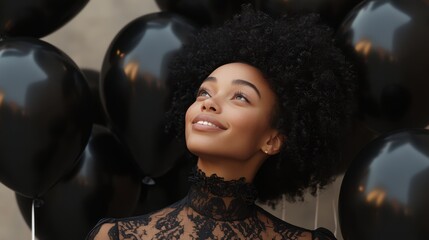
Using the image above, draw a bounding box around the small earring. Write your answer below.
[264,149,269,154]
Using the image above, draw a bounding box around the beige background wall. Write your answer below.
[0,1,343,239]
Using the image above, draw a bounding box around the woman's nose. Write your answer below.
[201,98,219,112]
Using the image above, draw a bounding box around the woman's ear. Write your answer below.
[261,132,285,155]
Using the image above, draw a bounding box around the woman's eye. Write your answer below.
[196,88,210,98]
[233,92,249,103]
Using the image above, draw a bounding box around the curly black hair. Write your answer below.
[166,6,357,203]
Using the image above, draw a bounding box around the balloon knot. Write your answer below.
[33,198,44,208]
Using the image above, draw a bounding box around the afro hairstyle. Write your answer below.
[166,5,358,203]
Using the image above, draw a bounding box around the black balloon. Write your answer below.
[155,0,255,26]
[81,68,109,126]
[134,154,195,215]
[0,37,92,198]
[0,0,89,38]
[337,0,429,133]
[337,120,377,175]
[16,125,142,240]
[339,129,429,240]
[101,12,195,177]
[255,0,362,27]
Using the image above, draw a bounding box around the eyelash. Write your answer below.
[196,88,250,103]
[196,87,210,98]
[232,91,250,103]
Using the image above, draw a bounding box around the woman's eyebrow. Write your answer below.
[203,76,261,98]
[204,76,217,82]
[232,79,261,98]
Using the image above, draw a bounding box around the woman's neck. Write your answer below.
[187,166,258,221]
[196,156,263,183]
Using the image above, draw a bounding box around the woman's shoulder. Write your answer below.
[312,227,337,240]
[85,218,118,240]
[255,205,337,240]
[85,198,186,240]
[85,212,159,240]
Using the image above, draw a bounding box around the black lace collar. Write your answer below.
[187,167,258,221]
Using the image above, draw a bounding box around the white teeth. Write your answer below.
[196,120,218,128]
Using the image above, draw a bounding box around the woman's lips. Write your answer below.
[192,114,227,130]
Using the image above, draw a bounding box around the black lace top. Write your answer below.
[86,168,336,240]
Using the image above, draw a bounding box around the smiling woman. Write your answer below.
[86,5,357,240]
[185,63,281,182]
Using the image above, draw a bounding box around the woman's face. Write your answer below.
[185,62,279,162]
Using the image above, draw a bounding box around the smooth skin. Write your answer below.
[185,62,284,182]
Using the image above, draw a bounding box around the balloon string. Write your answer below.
[314,187,320,229]
[281,194,286,221]
[32,199,36,240]
[332,198,338,237]
[332,178,341,238]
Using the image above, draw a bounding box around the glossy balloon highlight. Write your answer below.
[0,37,92,197]
[339,129,429,240]
[337,0,429,132]
[16,125,141,240]
[0,0,89,38]
[101,12,195,177]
